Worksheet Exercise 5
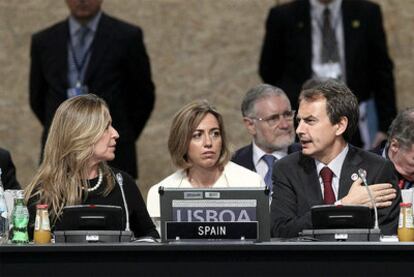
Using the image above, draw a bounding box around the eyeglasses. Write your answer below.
[250,110,296,127]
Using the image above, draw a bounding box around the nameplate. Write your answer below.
[165,221,258,240]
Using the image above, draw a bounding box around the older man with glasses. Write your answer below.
[232,84,301,192]
[374,108,414,190]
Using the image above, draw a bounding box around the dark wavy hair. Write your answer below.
[299,79,359,142]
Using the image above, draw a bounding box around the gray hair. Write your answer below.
[388,107,414,150]
[241,84,288,117]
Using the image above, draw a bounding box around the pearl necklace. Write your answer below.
[87,168,103,192]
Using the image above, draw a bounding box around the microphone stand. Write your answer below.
[358,169,380,230]
[116,173,130,232]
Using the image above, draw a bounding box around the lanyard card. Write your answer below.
[67,83,88,98]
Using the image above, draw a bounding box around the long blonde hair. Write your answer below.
[24,94,115,224]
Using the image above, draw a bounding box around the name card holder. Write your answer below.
[165,221,258,241]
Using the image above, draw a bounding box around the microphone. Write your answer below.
[357,168,379,230]
[116,173,130,232]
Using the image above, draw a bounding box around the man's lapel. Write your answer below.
[56,21,70,90]
[341,1,361,78]
[299,153,324,205]
[300,0,312,74]
[84,13,111,84]
[338,146,364,199]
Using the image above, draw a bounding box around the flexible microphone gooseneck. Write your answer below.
[116,173,130,232]
[357,168,379,230]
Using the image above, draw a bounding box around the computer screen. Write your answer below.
[159,187,270,242]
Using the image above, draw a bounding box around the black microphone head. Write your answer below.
[116,173,124,186]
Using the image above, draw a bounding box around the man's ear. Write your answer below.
[389,138,400,153]
[243,117,257,136]
[335,116,348,136]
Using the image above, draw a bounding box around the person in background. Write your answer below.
[259,0,396,149]
[0,148,20,190]
[147,100,265,223]
[271,80,400,238]
[232,84,300,192]
[375,108,414,190]
[24,94,158,239]
[29,0,155,179]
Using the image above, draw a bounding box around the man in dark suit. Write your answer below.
[259,0,396,149]
[0,148,20,190]
[232,84,299,190]
[271,80,400,238]
[375,108,414,190]
[29,0,155,179]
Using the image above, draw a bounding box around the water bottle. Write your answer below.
[11,190,29,244]
[0,169,9,243]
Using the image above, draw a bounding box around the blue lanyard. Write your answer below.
[69,36,93,83]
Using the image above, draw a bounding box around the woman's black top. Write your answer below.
[27,168,159,239]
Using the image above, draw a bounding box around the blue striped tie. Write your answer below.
[74,26,90,67]
[263,155,276,191]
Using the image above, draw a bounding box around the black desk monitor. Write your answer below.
[55,205,123,231]
[159,187,270,242]
[311,205,374,229]
[301,204,379,242]
[54,205,132,243]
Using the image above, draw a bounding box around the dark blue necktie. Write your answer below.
[68,26,91,87]
[76,26,89,58]
[321,8,339,63]
[263,155,276,191]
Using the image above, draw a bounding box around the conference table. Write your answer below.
[0,240,413,276]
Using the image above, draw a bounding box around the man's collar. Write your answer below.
[310,0,342,20]
[69,11,102,36]
[382,143,389,159]
[252,141,288,166]
[315,144,349,177]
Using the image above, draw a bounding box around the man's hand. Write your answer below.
[341,178,397,208]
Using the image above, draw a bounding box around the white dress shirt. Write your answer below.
[252,141,288,181]
[310,0,345,81]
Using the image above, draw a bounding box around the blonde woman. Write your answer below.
[25,94,158,239]
[147,100,265,222]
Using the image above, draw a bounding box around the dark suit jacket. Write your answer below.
[232,143,302,172]
[0,148,20,190]
[270,145,401,238]
[259,0,396,134]
[29,13,155,178]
